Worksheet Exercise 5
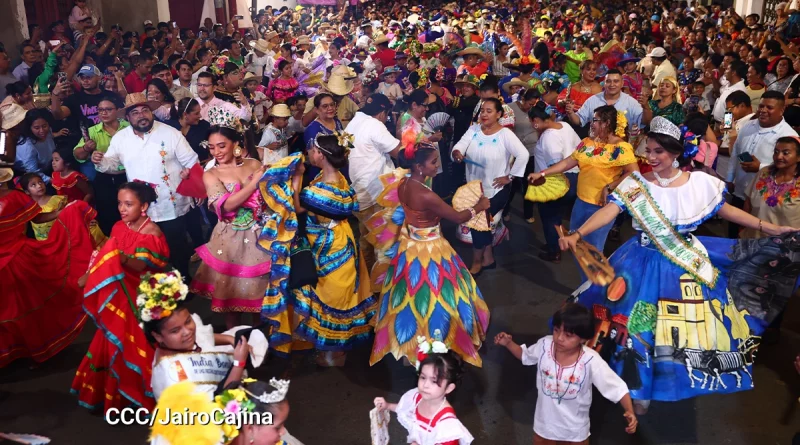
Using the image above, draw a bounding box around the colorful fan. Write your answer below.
[0,434,51,445]
[556,226,616,286]
[452,180,490,231]
[524,173,570,203]
[426,112,452,132]
[443,32,465,49]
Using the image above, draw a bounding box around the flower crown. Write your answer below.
[136,270,188,324]
[615,111,628,138]
[207,106,244,133]
[414,68,429,88]
[415,329,448,370]
[211,55,231,77]
[214,377,290,444]
[314,130,354,158]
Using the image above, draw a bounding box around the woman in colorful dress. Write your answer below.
[529,105,638,255]
[366,142,491,368]
[267,60,301,104]
[452,98,530,275]
[287,134,375,366]
[619,53,644,98]
[559,117,798,414]
[399,89,443,153]
[0,167,95,367]
[743,136,800,238]
[641,77,685,127]
[70,182,169,411]
[557,60,603,113]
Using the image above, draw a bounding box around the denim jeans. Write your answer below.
[538,173,579,253]
[569,197,615,253]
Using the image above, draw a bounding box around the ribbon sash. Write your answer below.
[614,175,719,288]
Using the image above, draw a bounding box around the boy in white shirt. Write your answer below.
[495,303,638,444]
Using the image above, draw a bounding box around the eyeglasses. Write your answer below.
[319,103,336,109]
[98,107,116,113]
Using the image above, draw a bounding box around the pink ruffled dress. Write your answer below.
[190,181,273,313]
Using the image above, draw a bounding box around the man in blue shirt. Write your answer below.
[565,69,643,136]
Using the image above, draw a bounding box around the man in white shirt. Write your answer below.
[91,94,199,277]
[246,39,274,78]
[648,47,676,97]
[194,72,252,122]
[12,43,37,85]
[712,60,747,124]
[726,91,797,237]
[718,90,755,181]
[356,22,373,49]
[173,59,198,96]
[345,94,401,273]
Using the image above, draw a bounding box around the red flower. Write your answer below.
[149,278,157,286]
[417,350,428,364]
[161,295,169,301]
[592,147,602,155]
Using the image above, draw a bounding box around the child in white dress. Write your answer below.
[377,66,404,104]
[495,303,638,445]
[373,337,473,445]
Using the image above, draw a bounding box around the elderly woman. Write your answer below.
[641,77,685,126]
[528,105,638,256]
[765,57,797,93]
[452,98,530,275]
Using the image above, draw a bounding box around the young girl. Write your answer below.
[52,147,93,204]
[21,173,66,241]
[377,66,404,104]
[373,343,474,445]
[495,303,638,445]
[267,59,300,104]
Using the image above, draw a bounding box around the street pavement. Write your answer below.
[2,201,799,445]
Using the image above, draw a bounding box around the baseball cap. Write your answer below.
[361,94,393,116]
[77,64,101,77]
[648,47,667,58]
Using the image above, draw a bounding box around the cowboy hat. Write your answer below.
[617,52,641,67]
[119,92,160,119]
[373,34,390,45]
[0,103,27,130]
[502,77,531,93]
[250,39,270,53]
[457,46,483,57]
[325,74,354,96]
[263,31,279,41]
[243,72,259,84]
[269,104,291,118]
[0,168,12,183]
[331,64,358,80]
[454,74,480,88]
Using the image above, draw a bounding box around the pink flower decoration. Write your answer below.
[224,400,241,415]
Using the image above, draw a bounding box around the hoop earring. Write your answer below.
[671,159,680,169]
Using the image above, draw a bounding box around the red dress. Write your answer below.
[70,221,169,412]
[52,171,88,203]
[0,190,95,367]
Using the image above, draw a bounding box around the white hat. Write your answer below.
[648,47,667,58]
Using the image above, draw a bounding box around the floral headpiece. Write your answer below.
[679,125,700,159]
[510,54,540,66]
[214,377,290,444]
[314,130,354,158]
[422,42,441,54]
[207,106,244,133]
[615,111,628,138]
[211,55,231,77]
[414,68,429,88]
[415,329,448,370]
[136,270,188,325]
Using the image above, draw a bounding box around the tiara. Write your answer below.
[313,131,354,157]
[207,106,244,133]
[649,116,681,140]
[243,378,290,404]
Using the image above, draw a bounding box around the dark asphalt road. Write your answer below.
[2,200,799,445]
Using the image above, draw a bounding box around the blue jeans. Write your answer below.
[569,198,615,253]
[538,173,579,253]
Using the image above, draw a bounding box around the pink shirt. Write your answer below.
[695,140,719,168]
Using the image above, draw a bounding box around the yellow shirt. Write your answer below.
[571,138,636,205]
[31,195,67,240]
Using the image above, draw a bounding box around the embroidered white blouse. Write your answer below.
[451,124,530,199]
[609,171,727,234]
[395,389,474,445]
[521,336,629,442]
[97,122,199,222]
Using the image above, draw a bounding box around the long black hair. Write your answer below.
[208,125,259,160]
[18,108,54,145]
[312,134,348,169]
[146,78,175,103]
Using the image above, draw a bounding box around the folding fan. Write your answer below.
[452,180,490,231]
[556,226,616,286]
[524,173,570,203]
[426,112,452,132]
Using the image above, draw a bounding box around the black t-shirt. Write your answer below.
[165,119,211,162]
[65,91,123,128]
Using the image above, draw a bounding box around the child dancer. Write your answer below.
[21,173,66,241]
[373,336,474,445]
[52,147,94,204]
[495,303,638,445]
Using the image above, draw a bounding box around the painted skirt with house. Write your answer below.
[569,172,800,402]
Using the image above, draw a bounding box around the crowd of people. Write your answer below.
[3,0,800,443]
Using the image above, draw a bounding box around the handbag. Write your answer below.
[289,217,318,289]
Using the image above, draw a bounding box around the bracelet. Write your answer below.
[568,229,583,240]
[233,359,245,368]
[758,219,763,232]
[468,207,477,219]
[541,171,547,177]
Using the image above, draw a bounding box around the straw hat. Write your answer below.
[119,93,160,119]
[331,65,357,79]
[502,78,531,93]
[457,46,483,57]
[243,72,258,84]
[270,104,291,118]
[0,103,27,130]
[373,34,389,45]
[263,31,279,41]
[250,39,269,53]
[325,74,354,96]
[0,168,13,183]
[295,35,311,46]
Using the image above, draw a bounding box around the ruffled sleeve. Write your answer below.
[394,388,419,439]
[0,190,41,234]
[299,173,358,220]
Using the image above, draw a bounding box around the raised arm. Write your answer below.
[559,202,623,251]
[718,202,796,236]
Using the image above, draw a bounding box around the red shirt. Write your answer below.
[52,171,88,203]
[373,48,397,72]
[124,71,152,94]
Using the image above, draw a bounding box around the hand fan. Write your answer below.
[524,173,570,203]
[556,226,616,286]
[176,163,208,199]
[0,434,51,445]
[426,112,452,132]
[452,180,491,231]
[369,408,390,445]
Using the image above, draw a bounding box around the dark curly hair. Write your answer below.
[119,181,158,205]
[142,303,188,344]
[397,143,438,170]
